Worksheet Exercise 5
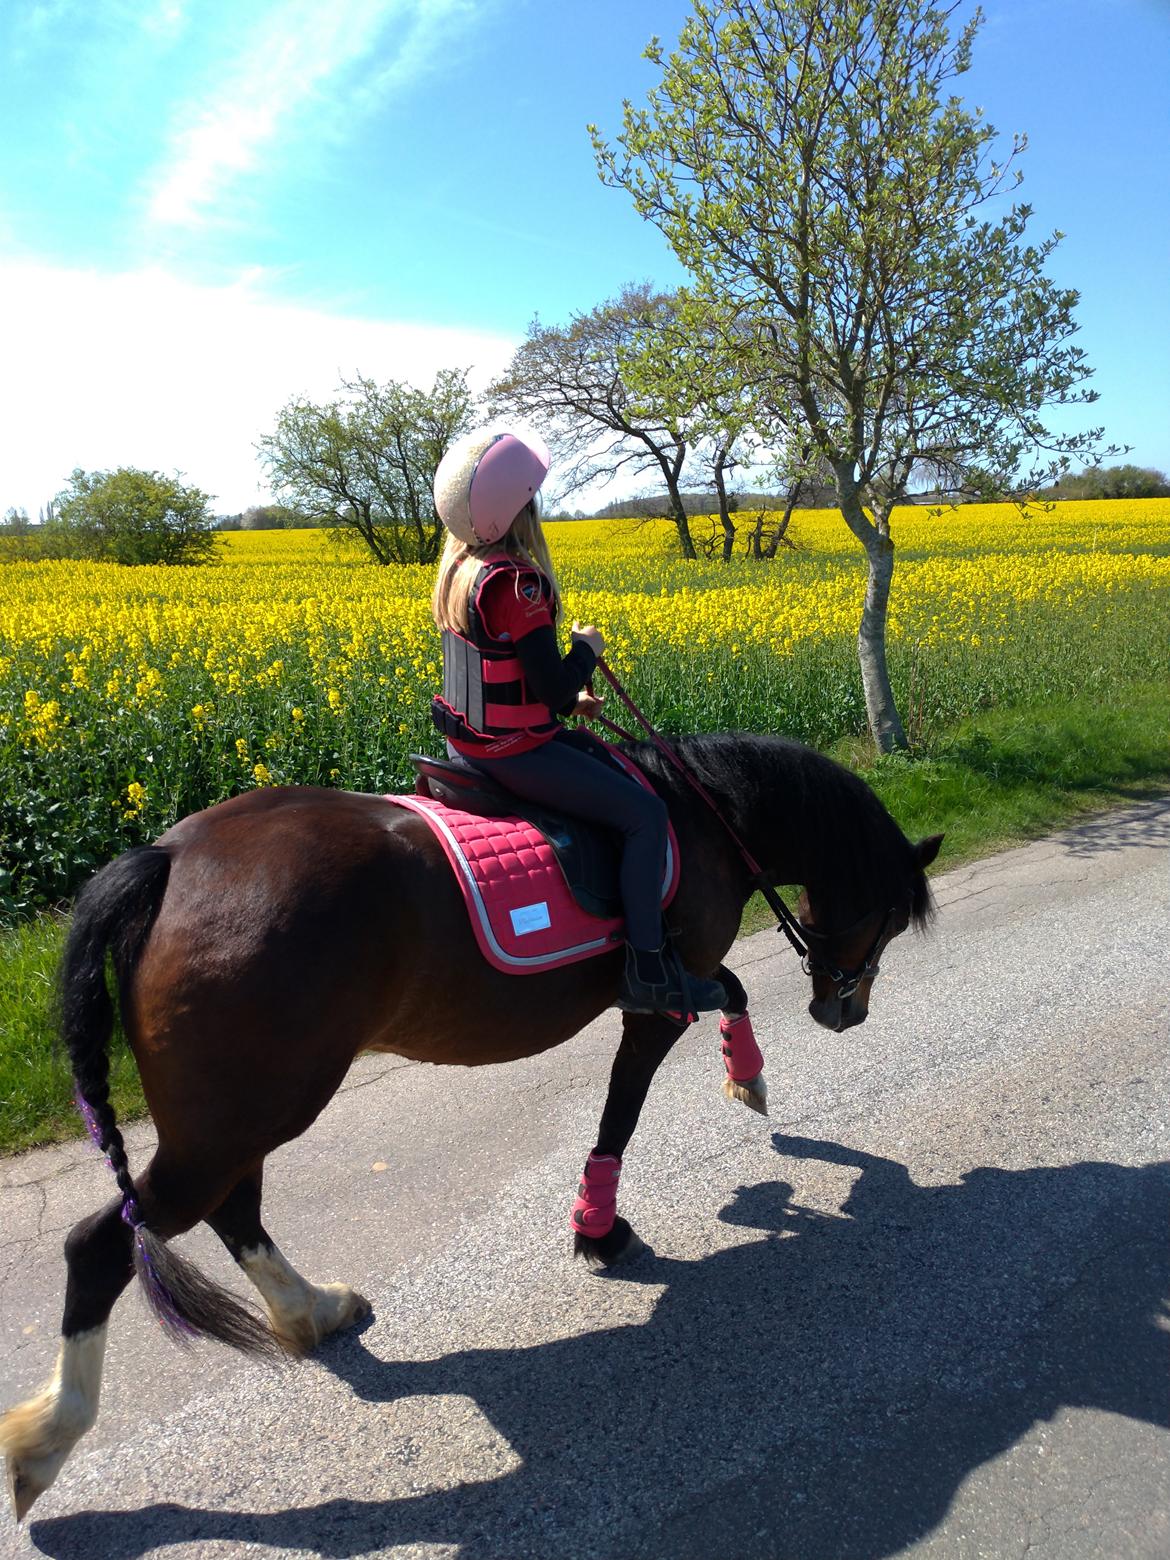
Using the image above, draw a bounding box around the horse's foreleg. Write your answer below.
[1,1201,133,1522]
[715,964,767,1117]
[571,1010,688,1268]
[206,1169,371,1356]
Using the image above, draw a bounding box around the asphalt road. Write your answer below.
[2,797,1168,1560]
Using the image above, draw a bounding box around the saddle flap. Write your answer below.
[408,752,629,920]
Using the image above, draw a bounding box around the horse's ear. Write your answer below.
[915,834,944,868]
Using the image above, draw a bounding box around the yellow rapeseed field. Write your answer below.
[2,498,1168,916]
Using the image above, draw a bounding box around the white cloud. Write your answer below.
[146,0,480,229]
[0,260,516,514]
[140,1,187,39]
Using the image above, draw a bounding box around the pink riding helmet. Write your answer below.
[433,425,551,546]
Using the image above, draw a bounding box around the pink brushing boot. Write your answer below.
[569,1152,622,1238]
[719,1011,768,1116]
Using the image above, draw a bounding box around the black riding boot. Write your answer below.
[618,942,727,1018]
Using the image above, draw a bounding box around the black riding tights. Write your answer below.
[458,728,668,951]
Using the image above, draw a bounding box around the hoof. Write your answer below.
[7,1454,38,1525]
[2,1403,69,1524]
[573,1215,647,1269]
[722,1072,768,1116]
[319,1283,373,1337]
[271,1284,373,1356]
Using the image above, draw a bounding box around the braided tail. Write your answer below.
[63,847,278,1358]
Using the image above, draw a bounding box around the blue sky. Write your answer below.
[1,0,1167,513]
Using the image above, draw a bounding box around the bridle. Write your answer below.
[592,659,895,1002]
[774,899,893,1003]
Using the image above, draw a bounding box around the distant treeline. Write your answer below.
[553,487,839,521]
[1033,464,1169,501]
[215,504,325,530]
[7,466,1166,546]
[202,467,1170,529]
[553,465,1169,521]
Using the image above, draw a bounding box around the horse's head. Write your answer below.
[798,834,943,1032]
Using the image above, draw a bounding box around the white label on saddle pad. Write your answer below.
[510,901,552,936]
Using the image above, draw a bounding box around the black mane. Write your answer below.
[626,731,935,930]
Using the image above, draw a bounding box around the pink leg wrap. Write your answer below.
[720,1011,764,1082]
[569,1152,622,1238]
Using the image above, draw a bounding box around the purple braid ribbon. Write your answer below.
[74,1087,105,1151]
[134,1227,199,1340]
[120,1197,145,1230]
[75,1088,197,1341]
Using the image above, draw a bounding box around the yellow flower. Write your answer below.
[123,781,147,819]
[252,762,273,785]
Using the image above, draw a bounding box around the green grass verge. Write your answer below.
[3,687,1167,1156]
[0,914,142,1155]
[733,688,1166,933]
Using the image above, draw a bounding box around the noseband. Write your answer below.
[772,899,893,1002]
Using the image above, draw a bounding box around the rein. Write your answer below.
[591,658,889,1000]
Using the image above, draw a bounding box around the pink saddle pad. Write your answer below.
[388,757,679,974]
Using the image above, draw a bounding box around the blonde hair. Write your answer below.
[431,500,561,635]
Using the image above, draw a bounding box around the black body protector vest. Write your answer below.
[432,557,560,755]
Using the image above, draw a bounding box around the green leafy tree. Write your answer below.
[258,369,474,565]
[592,0,1119,750]
[50,468,218,566]
[239,503,320,529]
[1044,464,1170,501]
[0,508,37,561]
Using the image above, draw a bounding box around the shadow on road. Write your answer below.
[29,1137,1170,1560]
[1059,796,1170,858]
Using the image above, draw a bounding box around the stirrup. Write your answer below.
[618,943,727,1019]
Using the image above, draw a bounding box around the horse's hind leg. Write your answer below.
[206,1168,371,1356]
[571,1009,688,1269]
[3,1144,279,1520]
[1,1201,133,1521]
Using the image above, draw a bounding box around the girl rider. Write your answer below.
[430,425,726,1017]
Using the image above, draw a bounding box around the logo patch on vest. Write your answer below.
[521,579,540,604]
[509,901,552,936]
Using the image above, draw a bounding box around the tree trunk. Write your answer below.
[748,512,763,559]
[763,485,801,558]
[857,532,907,752]
[658,446,694,558]
[669,498,696,559]
[835,470,907,753]
[712,452,735,562]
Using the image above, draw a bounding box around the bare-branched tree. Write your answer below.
[488,284,702,559]
[619,291,775,561]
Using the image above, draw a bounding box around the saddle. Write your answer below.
[410,753,628,919]
[386,747,679,975]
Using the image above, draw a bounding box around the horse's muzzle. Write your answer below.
[808,994,869,1032]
